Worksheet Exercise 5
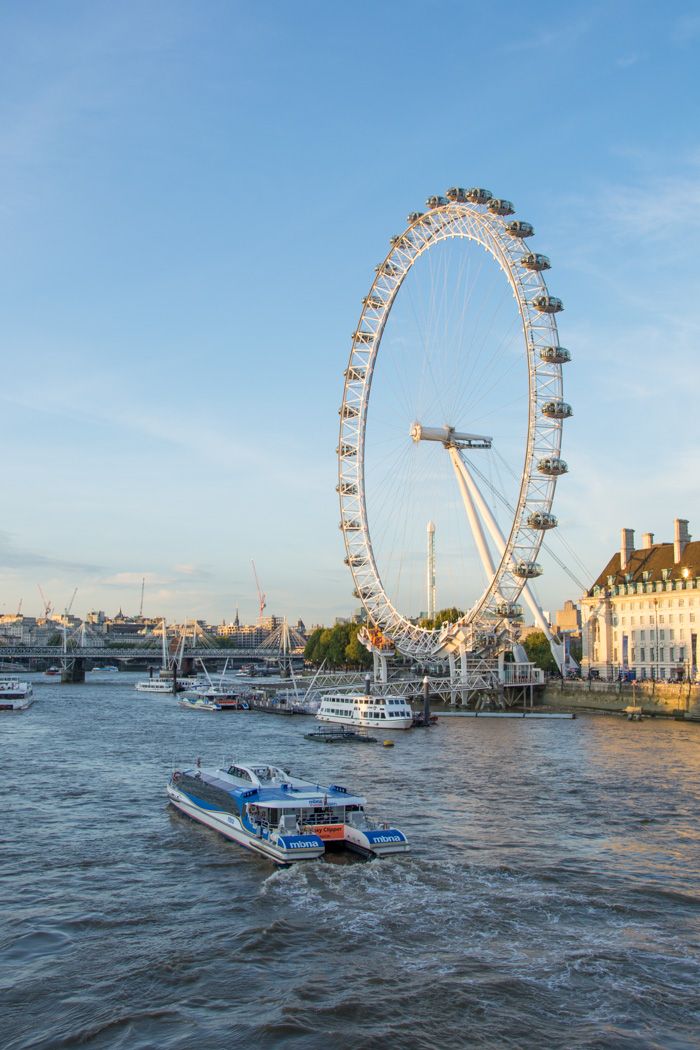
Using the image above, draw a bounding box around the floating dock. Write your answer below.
[439,711,576,719]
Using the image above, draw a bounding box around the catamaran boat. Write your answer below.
[0,677,34,711]
[167,762,409,865]
[316,692,413,730]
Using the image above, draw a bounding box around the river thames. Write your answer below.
[3,674,700,1049]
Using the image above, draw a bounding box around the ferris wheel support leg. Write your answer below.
[448,448,497,582]
[373,650,388,685]
[453,451,565,674]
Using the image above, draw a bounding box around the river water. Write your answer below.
[3,674,700,1049]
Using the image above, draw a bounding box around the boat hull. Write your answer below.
[316,712,413,730]
[166,785,325,865]
[0,696,33,712]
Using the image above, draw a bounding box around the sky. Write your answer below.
[1,0,699,627]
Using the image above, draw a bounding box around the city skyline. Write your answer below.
[2,2,699,624]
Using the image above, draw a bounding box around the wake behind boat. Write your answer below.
[167,762,409,865]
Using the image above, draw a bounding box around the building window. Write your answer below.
[670,629,675,640]
[650,648,655,661]
[640,648,645,661]
[680,647,686,661]
[660,648,665,661]
[640,630,645,641]
[660,630,665,640]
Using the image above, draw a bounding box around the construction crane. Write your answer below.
[251,561,266,625]
[38,585,53,619]
[16,598,23,617]
[65,588,78,616]
[139,576,145,618]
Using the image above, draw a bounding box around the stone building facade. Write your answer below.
[581,519,698,681]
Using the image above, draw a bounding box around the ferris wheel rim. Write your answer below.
[338,194,568,660]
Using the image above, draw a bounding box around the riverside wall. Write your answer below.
[540,679,700,719]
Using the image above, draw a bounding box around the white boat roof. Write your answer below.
[188,763,365,809]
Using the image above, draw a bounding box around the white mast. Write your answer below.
[427,520,436,619]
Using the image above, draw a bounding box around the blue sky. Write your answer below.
[1,1,699,626]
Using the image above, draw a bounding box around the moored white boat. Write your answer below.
[0,677,34,711]
[136,678,186,693]
[167,762,409,865]
[317,692,413,730]
[178,696,219,712]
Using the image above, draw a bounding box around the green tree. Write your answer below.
[345,624,372,669]
[304,627,325,664]
[522,630,557,674]
[325,623,350,667]
[419,607,464,630]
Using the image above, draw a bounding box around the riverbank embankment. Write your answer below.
[540,679,700,720]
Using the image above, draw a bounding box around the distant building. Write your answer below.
[555,600,581,636]
[581,519,698,680]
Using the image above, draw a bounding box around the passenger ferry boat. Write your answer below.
[167,762,409,865]
[0,677,34,711]
[135,678,187,693]
[317,692,413,730]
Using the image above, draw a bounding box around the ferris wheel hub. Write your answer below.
[410,422,492,450]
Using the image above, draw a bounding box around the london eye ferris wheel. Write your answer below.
[337,187,572,663]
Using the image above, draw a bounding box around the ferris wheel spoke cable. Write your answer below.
[467,457,588,595]
[490,446,593,583]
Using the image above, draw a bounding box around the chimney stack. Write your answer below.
[674,518,690,564]
[641,532,654,549]
[620,528,635,572]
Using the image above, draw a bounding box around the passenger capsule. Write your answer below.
[532,295,563,314]
[353,330,374,344]
[539,346,571,364]
[506,220,534,238]
[389,235,407,248]
[521,252,551,272]
[337,444,358,457]
[336,481,358,496]
[537,456,568,476]
[344,554,366,567]
[340,519,361,531]
[345,366,367,382]
[425,195,448,208]
[466,187,493,204]
[407,211,424,223]
[488,198,515,216]
[541,400,573,419]
[446,187,467,202]
[362,295,385,309]
[495,602,523,619]
[512,561,543,579]
[375,261,400,276]
[526,511,558,530]
[339,404,359,418]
